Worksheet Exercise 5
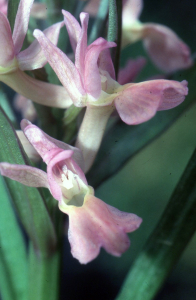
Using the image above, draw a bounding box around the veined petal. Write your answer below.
[0,162,49,188]
[13,0,34,54]
[115,79,188,125]
[75,12,89,76]
[33,29,85,103]
[0,69,73,108]
[0,12,15,67]
[84,37,116,99]
[18,21,64,70]
[142,23,193,73]
[118,57,146,85]
[21,120,85,171]
[64,194,142,264]
[62,10,82,53]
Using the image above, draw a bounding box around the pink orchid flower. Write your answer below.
[0,120,142,264]
[34,10,188,172]
[0,0,72,108]
[122,0,193,72]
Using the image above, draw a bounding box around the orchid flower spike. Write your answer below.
[122,0,193,73]
[0,120,142,264]
[0,0,72,108]
[34,10,188,172]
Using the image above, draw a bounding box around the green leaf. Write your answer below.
[0,175,27,300]
[0,108,57,255]
[87,62,196,187]
[116,148,196,300]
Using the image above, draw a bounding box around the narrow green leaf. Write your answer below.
[0,90,17,128]
[7,0,20,32]
[28,243,60,300]
[87,62,196,187]
[0,175,27,300]
[116,148,196,300]
[0,108,57,255]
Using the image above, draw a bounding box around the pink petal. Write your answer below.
[33,29,85,104]
[0,69,73,108]
[67,194,142,264]
[0,162,49,188]
[18,21,64,70]
[13,0,34,54]
[84,37,116,99]
[21,120,85,171]
[115,79,188,125]
[0,12,15,67]
[98,48,115,80]
[143,24,193,73]
[75,12,89,76]
[118,57,146,85]
[62,10,82,53]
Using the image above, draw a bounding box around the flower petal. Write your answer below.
[62,10,82,53]
[18,21,64,70]
[0,162,49,188]
[84,37,116,99]
[0,12,15,67]
[143,24,193,72]
[21,120,85,171]
[115,80,188,125]
[98,48,115,80]
[33,29,85,103]
[65,194,142,264]
[75,12,88,76]
[12,0,34,54]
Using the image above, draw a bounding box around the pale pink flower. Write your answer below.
[34,10,188,121]
[122,0,193,72]
[0,0,72,108]
[0,120,142,264]
[34,10,188,171]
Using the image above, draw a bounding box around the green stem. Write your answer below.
[116,148,196,300]
[107,0,122,78]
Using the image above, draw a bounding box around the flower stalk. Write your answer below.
[75,105,114,173]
